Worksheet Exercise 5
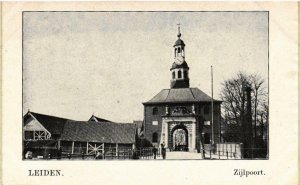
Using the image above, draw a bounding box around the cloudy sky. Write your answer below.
[23,11,268,122]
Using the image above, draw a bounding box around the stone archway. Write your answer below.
[161,117,197,152]
[170,124,189,151]
[168,124,189,151]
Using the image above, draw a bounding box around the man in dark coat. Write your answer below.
[152,146,158,159]
[161,144,166,159]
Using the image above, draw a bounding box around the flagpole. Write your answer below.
[211,65,214,145]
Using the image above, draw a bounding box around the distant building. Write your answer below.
[143,27,222,152]
[133,120,144,137]
[88,115,112,122]
[23,111,136,159]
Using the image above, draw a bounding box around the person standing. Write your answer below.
[95,151,102,160]
[152,146,158,159]
[161,144,166,160]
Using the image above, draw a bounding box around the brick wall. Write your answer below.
[144,102,222,147]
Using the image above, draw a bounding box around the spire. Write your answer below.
[177,23,181,38]
[171,24,189,89]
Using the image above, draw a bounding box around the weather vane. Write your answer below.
[177,23,181,38]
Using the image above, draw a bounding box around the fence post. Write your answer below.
[226,151,228,159]
[240,143,244,159]
[81,152,84,160]
[68,153,71,159]
[209,149,211,159]
[218,150,220,159]
[147,149,149,159]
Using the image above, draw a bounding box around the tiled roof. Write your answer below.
[27,112,70,135]
[144,87,221,104]
[60,121,136,144]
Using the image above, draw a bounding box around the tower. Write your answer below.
[170,24,190,88]
[143,25,222,154]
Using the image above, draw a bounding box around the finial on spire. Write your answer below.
[177,23,181,38]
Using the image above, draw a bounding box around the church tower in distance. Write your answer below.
[170,25,190,88]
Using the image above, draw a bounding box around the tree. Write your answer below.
[220,72,268,143]
[249,74,267,138]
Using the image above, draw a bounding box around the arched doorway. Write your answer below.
[171,125,188,151]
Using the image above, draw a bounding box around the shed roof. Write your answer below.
[26,112,70,135]
[60,121,136,144]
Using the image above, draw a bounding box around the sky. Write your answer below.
[23,12,268,122]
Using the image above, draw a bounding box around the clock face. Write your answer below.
[175,56,184,65]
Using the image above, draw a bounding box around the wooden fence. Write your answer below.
[43,147,159,160]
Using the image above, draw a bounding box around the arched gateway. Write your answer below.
[161,119,197,152]
[171,124,188,151]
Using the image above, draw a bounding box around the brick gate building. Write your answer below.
[143,26,222,152]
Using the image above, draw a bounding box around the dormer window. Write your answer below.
[172,71,175,79]
[152,107,158,115]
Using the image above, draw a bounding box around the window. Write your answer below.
[204,106,209,114]
[25,131,34,140]
[178,70,182,78]
[172,71,175,79]
[152,107,158,115]
[178,47,181,53]
[204,133,210,144]
[152,121,158,125]
[184,71,187,78]
[152,133,158,143]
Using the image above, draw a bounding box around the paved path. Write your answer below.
[157,151,203,160]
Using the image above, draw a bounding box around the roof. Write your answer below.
[170,61,189,70]
[88,115,111,122]
[144,88,222,104]
[174,38,185,46]
[25,112,70,135]
[60,121,136,144]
